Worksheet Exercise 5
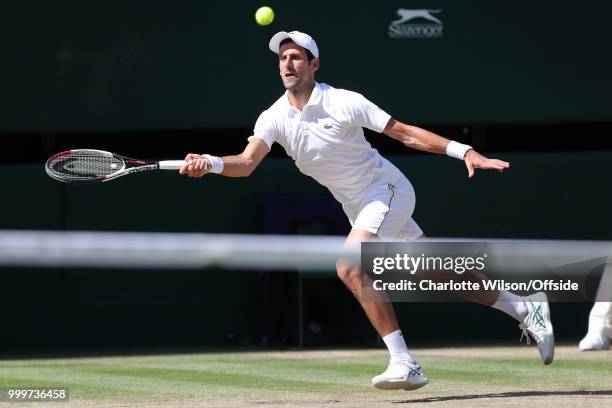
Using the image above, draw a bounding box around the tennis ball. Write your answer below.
[255,6,274,26]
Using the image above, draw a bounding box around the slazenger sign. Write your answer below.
[388,9,444,38]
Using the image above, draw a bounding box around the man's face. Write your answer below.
[279,42,319,90]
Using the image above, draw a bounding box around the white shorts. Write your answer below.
[343,176,423,241]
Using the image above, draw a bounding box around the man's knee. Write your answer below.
[336,261,363,284]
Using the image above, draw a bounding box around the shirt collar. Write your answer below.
[284,82,323,112]
[306,82,323,106]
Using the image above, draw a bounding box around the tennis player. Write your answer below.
[180,31,555,390]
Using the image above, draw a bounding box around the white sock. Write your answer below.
[382,330,415,363]
[492,290,528,322]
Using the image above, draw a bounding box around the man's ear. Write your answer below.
[310,58,320,72]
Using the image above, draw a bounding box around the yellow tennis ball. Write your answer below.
[255,6,274,26]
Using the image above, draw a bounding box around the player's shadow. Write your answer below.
[395,390,612,404]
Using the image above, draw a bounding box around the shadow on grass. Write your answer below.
[396,390,612,404]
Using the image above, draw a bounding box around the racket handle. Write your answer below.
[158,160,187,170]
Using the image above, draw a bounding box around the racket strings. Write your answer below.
[47,151,123,181]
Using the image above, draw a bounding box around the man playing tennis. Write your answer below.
[180,31,554,391]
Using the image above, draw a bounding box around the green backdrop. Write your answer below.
[4,0,612,132]
[0,152,610,348]
[4,152,611,236]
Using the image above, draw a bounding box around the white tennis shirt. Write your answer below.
[249,82,406,205]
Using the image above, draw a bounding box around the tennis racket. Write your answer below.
[45,149,186,183]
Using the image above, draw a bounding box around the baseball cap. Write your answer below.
[269,31,319,58]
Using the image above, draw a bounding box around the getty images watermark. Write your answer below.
[361,242,611,302]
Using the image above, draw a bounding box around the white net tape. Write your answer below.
[0,230,610,272]
[0,230,357,270]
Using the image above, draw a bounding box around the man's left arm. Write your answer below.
[383,118,510,178]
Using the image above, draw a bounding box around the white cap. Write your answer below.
[269,31,319,58]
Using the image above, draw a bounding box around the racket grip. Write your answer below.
[158,160,187,170]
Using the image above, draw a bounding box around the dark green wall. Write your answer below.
[4,152,611,238]
[1,152,609,348]
[4,0,612,132]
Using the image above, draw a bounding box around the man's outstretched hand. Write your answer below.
[464,150,510,178]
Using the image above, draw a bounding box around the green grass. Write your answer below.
[0,346,610,406]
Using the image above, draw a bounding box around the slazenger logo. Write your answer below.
[388,9,443,38]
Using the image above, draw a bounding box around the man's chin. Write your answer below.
[283,79,300,89]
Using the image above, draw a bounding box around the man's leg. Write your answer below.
[354,230,553,366]
[337,230,399,336]
[416,233,554,365]
[336,228,428,391]
[415,235,526,319]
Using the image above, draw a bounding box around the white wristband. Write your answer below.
[202,154,224,174]
[446,141,472,160]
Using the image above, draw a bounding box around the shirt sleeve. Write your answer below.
[344,92,392,133]
[247,110,277,149]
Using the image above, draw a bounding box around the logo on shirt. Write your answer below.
[388,9,443,38]
[323,123,333,129]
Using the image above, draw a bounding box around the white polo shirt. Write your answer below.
[249,82,406,205]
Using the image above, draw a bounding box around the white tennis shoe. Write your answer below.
[579,330,610,351]
[519,292,555,365]
[372,360,429,391]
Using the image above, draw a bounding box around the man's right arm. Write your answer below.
[179,137,270,178]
